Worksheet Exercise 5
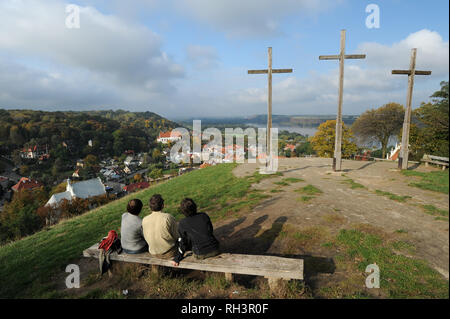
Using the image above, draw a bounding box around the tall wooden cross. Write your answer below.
[392,48,431,170]
[248,47,293,166]
[319,30,366,171]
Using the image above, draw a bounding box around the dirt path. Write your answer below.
[214,158,449,279]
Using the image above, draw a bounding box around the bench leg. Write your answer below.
[425,162,429,167]
[266,277,285,291]
[224,273,234,282]
[151,265,161,275]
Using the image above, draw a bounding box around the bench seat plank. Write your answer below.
[83,243,303,280]
[423,160,449,166]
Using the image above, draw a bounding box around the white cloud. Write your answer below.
[0,0,447,120]
[227,29,449,116]
[186,45,219,70]
[358,29,449,76]
[176,0,340,38]
[0,0,183,109]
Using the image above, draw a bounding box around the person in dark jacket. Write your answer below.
[172,198,220,266]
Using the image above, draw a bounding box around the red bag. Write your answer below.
[98,230,118,251]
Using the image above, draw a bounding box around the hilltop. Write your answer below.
[0,159,448,299]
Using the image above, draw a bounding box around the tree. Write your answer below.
[151,148,164,163]
[311,120,357,158]
[84,154,98,167]
[295,141,314,156]
[134,173,143,182]
[52,158,65,177]
[10,125,26,146]
[352,103,405,159]
[148,168,163,180]
[0,188,47,243]
[409,81,449,160]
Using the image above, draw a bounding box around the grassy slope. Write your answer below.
[402,170,449,194]
[0,164,268,298]
[0,164,448,299]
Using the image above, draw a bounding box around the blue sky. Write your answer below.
[0,0,448,119]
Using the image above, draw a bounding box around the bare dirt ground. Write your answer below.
[214,158,449,281]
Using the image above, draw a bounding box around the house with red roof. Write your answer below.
[20,145,49,160]
[123,181,150,193]
[157,131,182,144]
[12,177,43,192]
[284,144,296,152]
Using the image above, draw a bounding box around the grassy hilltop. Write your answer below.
[0,162,448,299]
[0,164,270,298]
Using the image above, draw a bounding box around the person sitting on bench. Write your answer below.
[172,198,220,266]
[142,194,178,258]
[120,199,148,254]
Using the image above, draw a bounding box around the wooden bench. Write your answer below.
[421,154,449,170]
[83,243,303,290]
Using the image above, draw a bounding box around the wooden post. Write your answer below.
[319,30,366,171]
[267,47,273,163]
[248,48,293,169]
[151,265,160,275]
[224,272,234,282]
[392,48,431,170]
[265,277,287,291]
[335,30,345,172]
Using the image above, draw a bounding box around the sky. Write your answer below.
[0,0,448,120]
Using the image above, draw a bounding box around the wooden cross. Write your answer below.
[248,47,293,167]
[319,30,366,171]
[392,48,431,170]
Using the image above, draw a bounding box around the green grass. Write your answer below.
[246,170,283,184]
[295,184,323,196]
[421,205,449,217]
[336,229,448,298]
[282,177,304,183]
[0,164,273,298]
[270,188,284,193]
[375,190,411,202]
[341,178,366,189]
[295,184,323,203]
[274,181,289,186]
[402,170,449,194]
[297,196,314,202]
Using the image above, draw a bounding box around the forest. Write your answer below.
[0,109,180,185]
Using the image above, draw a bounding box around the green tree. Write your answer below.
[151,148,164,163]
[10,126,26,146]
[0,188,47,243]
[311,120,357,158]
[84,154,98,167]
[409,81,449,160]
[148,168,163,180]
[52,158,64,177]
[295,141,314,156]
[352,103,405,159]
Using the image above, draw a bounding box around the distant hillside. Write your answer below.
[0,109,182,184]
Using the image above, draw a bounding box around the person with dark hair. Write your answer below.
[120,199,147,254]
[142,194,178,257]
[172,198,220,266]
